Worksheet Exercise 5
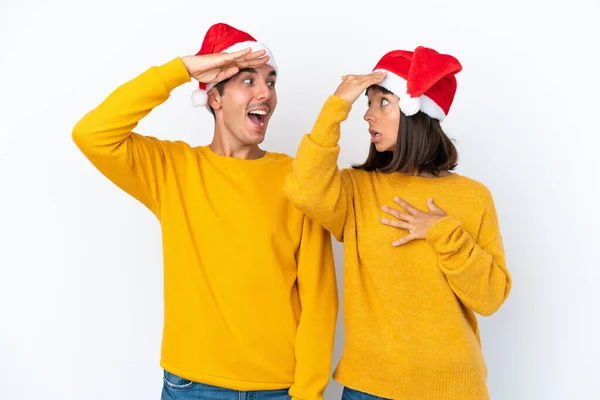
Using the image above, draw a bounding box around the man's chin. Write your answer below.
[237,134,265,147]
[246,126,268,142]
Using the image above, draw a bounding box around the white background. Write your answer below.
[1,1,599,399]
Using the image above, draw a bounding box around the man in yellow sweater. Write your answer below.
[72,23,338,400]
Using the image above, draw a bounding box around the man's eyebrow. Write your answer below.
[237,68,276,78]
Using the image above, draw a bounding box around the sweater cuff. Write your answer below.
[426,216,462,249]
[308,95,352,148]
[156,57,191,92]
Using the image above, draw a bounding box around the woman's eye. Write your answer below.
[243,78,253,84]
[382,98,389,106]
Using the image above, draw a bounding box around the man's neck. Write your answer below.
[209,135,265,160]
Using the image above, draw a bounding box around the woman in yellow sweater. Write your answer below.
[283,46,512,400]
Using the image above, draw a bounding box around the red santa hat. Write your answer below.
[372,46,462,121]
[191,23,278,108]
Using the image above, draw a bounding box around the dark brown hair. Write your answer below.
[352,85,458,174]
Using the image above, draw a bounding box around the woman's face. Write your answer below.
[363,87,401,153]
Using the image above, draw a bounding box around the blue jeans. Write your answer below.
[342,386,390,400]
[161,370,291,400]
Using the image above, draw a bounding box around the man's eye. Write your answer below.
[243,78,253,84]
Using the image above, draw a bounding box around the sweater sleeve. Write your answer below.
[426,192,512,316]
[283,95,353,242]
[289,214,339,400]
[72,57,191,217]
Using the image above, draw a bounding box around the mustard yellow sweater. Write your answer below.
[283,96,512,400]
[72,58,338,400]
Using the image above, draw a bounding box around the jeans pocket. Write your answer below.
[163,370,195,390]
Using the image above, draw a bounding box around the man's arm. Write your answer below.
[72,48,270,216]
[289,215,339,400]
[72,58,190,216]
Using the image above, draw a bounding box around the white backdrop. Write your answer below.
[1,1,599,399]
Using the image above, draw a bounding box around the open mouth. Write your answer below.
[247,108,269,130]
[369,128,382,142]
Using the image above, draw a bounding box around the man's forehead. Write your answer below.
[237,65,276,77]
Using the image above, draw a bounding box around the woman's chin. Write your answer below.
[374,142,394,153]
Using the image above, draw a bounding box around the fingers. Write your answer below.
[333,71,386,104]
[341,71,386,86]
[381,205,411,222]
[427,197,443,212]
[364,71,387,86]
[341,71,386,80]
[235,55,270,69]
[393,197,420,216]
[221,47,254,61]
[381,218,413,231]
[392,233,416,247]
[216,66,240,82]
[235,49,268,62]
[217,49,267,67]
[346,72,386,96]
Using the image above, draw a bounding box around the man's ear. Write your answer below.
[207,87,221,111]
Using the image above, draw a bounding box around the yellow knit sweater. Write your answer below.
[283,95,512,400]
[72,58,339,400]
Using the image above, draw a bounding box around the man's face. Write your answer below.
[209,65,277,146]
